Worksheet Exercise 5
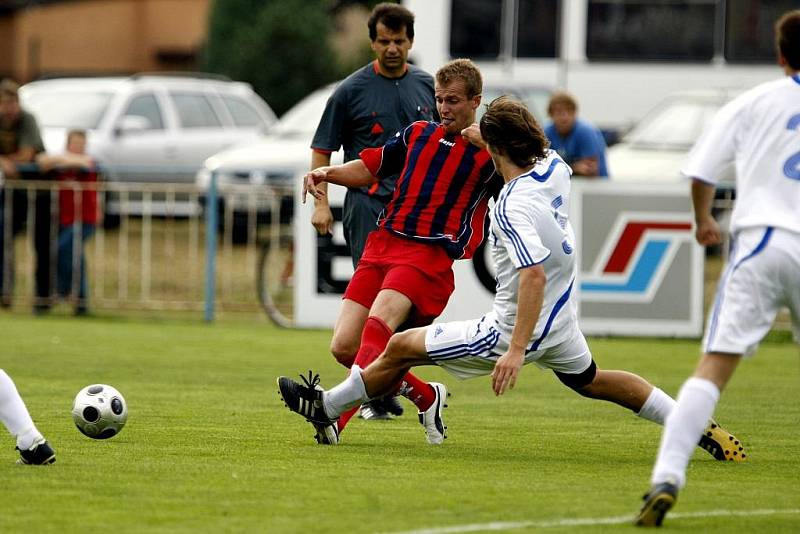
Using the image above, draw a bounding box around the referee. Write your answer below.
[309,3,437,420]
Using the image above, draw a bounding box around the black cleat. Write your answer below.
[277,371,335,426]
[698,419,746,462]
[17,440,56,465]
[635,481,678,527]
[359,396,395,420]
[382,395,404,417]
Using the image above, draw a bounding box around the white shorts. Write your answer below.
[704,227,800,355]
[425,312,593,379]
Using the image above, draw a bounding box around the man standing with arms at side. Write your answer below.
[635,9,800,527]
[0,79,46,310]
[310,2,437,420]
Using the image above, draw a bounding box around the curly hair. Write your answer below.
[480,96,549,168]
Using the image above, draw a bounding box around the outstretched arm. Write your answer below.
[302,159,376,204]
[491,264,546,395]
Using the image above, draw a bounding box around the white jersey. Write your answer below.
[490,150,577,351]
[682,74,800,234]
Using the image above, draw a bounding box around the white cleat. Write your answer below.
[418,382,448,445]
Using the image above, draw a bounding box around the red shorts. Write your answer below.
[344,228,455,327]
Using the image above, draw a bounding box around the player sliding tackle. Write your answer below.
[283,59,500,445]
[279,95,746,464]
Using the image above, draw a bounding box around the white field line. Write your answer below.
[383,508,800,534]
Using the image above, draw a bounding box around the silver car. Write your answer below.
[21,74,277,218]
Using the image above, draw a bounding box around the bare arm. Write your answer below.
[302,159,376,204]
[691,178,721,246]
[461,123,486,149]
[491,264,546,396]
[36,152,93,173]
[310,150,333,235]
[0,147,38,177]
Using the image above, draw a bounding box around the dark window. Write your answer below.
[725,0,796,63]
[587,1,716,61]
[450,0,502,59]
[124,94,164,130]
[169,93,222,129]
[221,95,262,127]
[517,0,559,58]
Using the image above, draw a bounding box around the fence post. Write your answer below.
[204,170,218,322]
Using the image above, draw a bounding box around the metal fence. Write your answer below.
[1,170,752,329]
[0,172,293,322]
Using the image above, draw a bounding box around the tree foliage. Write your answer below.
[205,0,342,116]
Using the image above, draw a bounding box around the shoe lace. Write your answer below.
[300,370,321,391]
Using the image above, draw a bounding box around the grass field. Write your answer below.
[1,313,798,533]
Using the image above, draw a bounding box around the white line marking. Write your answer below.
[383,508,800,534]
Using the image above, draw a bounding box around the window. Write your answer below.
[725,0,796,62]
[221,95,262,127]
[24,91,113,129]
[517,0,559,58]
[587,1,716,61]
[124,94,164,130]
[450,0,559,59]
[627,97,726,149]
[169,93,222,128]
[450,0,502,59]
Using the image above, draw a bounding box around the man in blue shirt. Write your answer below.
[544,91,608,178]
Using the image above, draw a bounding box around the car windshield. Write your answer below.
[271,86,334,137]
[625,98,724,150]
[22,89,113,129]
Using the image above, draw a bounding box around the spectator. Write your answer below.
[310,2,437,420]
[37,129,98,316]
[0,78,49,311]
[544,91,609,178]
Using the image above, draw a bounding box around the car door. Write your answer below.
[107,90,175,185]
[165,90,237,185]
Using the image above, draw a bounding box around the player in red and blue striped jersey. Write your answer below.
[359,118,497,260]
[294,59,501,444]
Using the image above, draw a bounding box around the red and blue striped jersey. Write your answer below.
[359,121,500,259]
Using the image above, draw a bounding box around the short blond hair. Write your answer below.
[435,59,482,98]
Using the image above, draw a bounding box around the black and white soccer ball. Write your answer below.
[71,384,128,439]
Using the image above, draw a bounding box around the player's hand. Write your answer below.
[302,169,328,203]
[491,349,525,396]
[311,204,333,236]
[461,123,486,149]
[572,157,598,177]
[695,215,721,246]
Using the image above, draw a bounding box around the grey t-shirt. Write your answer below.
[311,61,437,198]
[0,109,44,156]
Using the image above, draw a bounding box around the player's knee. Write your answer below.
[554,360,598,395]
[383,330,416,362]
[329,338,357,367]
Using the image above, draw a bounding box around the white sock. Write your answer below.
[651,377,720,488]
[0,370,44,450]
[323,365,369,418]
[637,387,677,425]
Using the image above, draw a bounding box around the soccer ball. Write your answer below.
[71,384,128,439]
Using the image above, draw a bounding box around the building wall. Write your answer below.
[5,0,209,82]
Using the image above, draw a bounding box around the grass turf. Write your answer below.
[1,313,798,533]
